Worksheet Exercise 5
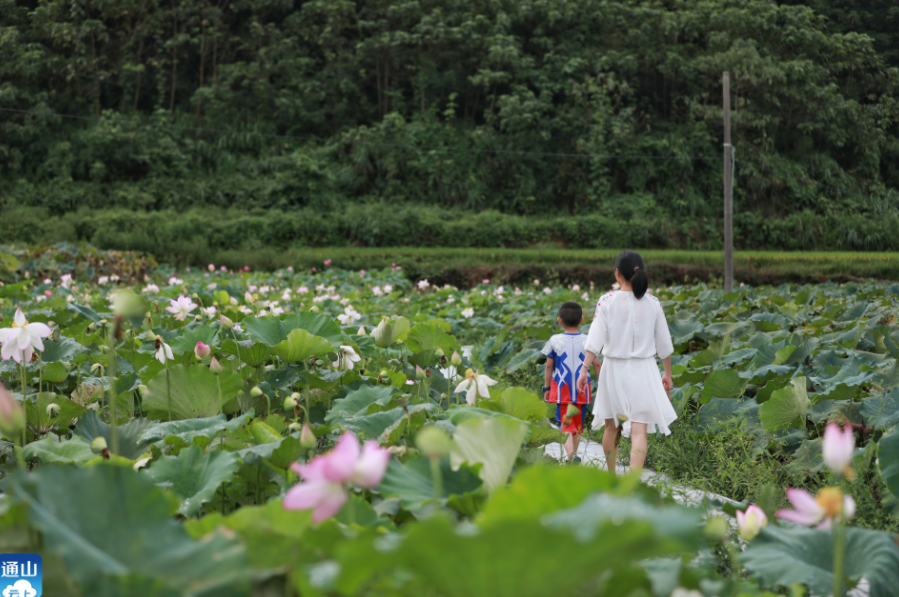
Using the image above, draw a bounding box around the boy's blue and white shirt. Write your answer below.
[541,332,592,404]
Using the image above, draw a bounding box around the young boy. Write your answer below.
[542,301,601,464]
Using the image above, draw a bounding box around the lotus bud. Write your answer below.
[91,436,108,454]
[283,394,298,411]
[416,426,452,459]
[736,505,768,541]
[358,325,366,336]
[194,341,211,359]
[46,403,60,418]
[209,356,223,374]
[0,383,25,439]
[219,314,234,330]
[434,348,445,358]
[250,386,264,398]
[703,516,729,541]
[451,351,463,366]
[415,365,427,379]
[299,423,317,450]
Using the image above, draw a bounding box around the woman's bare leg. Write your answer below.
[629,422,648,472]
[602,419,618,473]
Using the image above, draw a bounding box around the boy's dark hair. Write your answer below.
[559,302,583,327]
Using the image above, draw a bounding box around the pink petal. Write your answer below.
[822,423,855,473]
[785,487,823,516]
[13,308,25,327]
[283,479,346,522]
[291,455,330,482]
[351,441,390,487]
[321,433,361,482]
[776,508,822,527]
[25,322,51,338]
[311,488,350,523]
[736,510,746,528]
[815,518,833,531]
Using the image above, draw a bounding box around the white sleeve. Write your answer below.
[584,300,607,355]
[654,300,674,360]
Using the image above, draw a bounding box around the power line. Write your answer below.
[0,107,724,162]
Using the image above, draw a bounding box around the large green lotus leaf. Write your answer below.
[382,506,695,597]
[240,342,271,368]
[142,365,244,420]
[26,394,85,433]
[545,493,703,546]
[22,437,95,466]
[478,465,626,524]
[67,303,104,324]
[447,405,529,426]
[742,525,899,597]
[41,360,69,383]
[451,417,528,493]
[5,466,248,593]
[325,384,399,425]
[379,455,483,512]
[503,347,543,374]
[372,315,411,348]
[73,411,154,459]
[215,500,313,570]
[40,336,88,362]
[750,312,788,332]
[808,399,863,425]
[702,321,756,340]
[784,438,825,475]
[759,376,808,432]
[861,390,899,429]
[699,369,748,403]
[338,404,432,443]
[243,313,343,348]
[877,423,899,500]
[138,410,254,446]
[143,445,240,516]
[696,398,760,432]
[493,387,546,423]
[168,325,219,356]
[668,320,703,348]
[405,321,460,354]
[333,493,397,530]
[271,328,332,363]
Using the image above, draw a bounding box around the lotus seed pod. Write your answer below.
[91,436,108,454]
[99,345,110,353]
[565,404,580,418]
[46,403,60,418]
[314,359,324,367]
[90,363,102,375]
[416,426,451,459]
[327,352,338,362]
[434,348,445,358]
[283,395,298,410]
[250,386,264,398]
[309,306,320,313]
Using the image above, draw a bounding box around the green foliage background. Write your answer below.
[2,0,899,251]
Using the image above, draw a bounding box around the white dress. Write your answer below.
[585,290,677,437]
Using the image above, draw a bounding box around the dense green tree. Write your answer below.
[1,0,898,248]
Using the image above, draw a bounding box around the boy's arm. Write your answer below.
[543,358,554,401]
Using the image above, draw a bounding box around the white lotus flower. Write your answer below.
[337,345,362,370]
[454,369,497,406]
[143,284,160,294]
[201,306,217,318]
[0,308,52,363]
[165,295,197,321]
[461,307,474,319]
[337,306,361,326]
[155,340,174,364]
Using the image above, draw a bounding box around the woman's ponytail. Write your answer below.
[631,268,648,299]
[614,250,649,299]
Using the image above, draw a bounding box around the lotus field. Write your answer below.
[0,258,898,597]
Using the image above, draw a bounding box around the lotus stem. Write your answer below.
[833,522,846,597]
[430,456,443,501]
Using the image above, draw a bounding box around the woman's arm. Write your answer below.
[576,351,596,392]
[661,355,673,393]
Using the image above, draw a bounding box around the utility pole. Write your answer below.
[723,72,734,292]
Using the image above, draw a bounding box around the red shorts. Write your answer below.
[546,380,591,435]
[558,403,586,434]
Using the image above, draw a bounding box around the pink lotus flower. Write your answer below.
[284,432,389,522]
[221,266,227,272]
[736,505,768,540]
[195,341,211,359]
[822,422,855,477]
[0,308,51,363]
[776,487,855,530]
[324,259,332,266]
[165,295,197,321]
[208,264,215,272]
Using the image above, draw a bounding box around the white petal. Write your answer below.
[164,344,174,360]
[454,380,470,394]
[13,309,26,327]
[466,385,477,406]
[17,331,31,350]
[30,334,45,352]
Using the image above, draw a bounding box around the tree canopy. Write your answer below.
[2,0,899,248]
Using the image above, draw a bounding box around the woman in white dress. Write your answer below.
[576,250,676,473]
